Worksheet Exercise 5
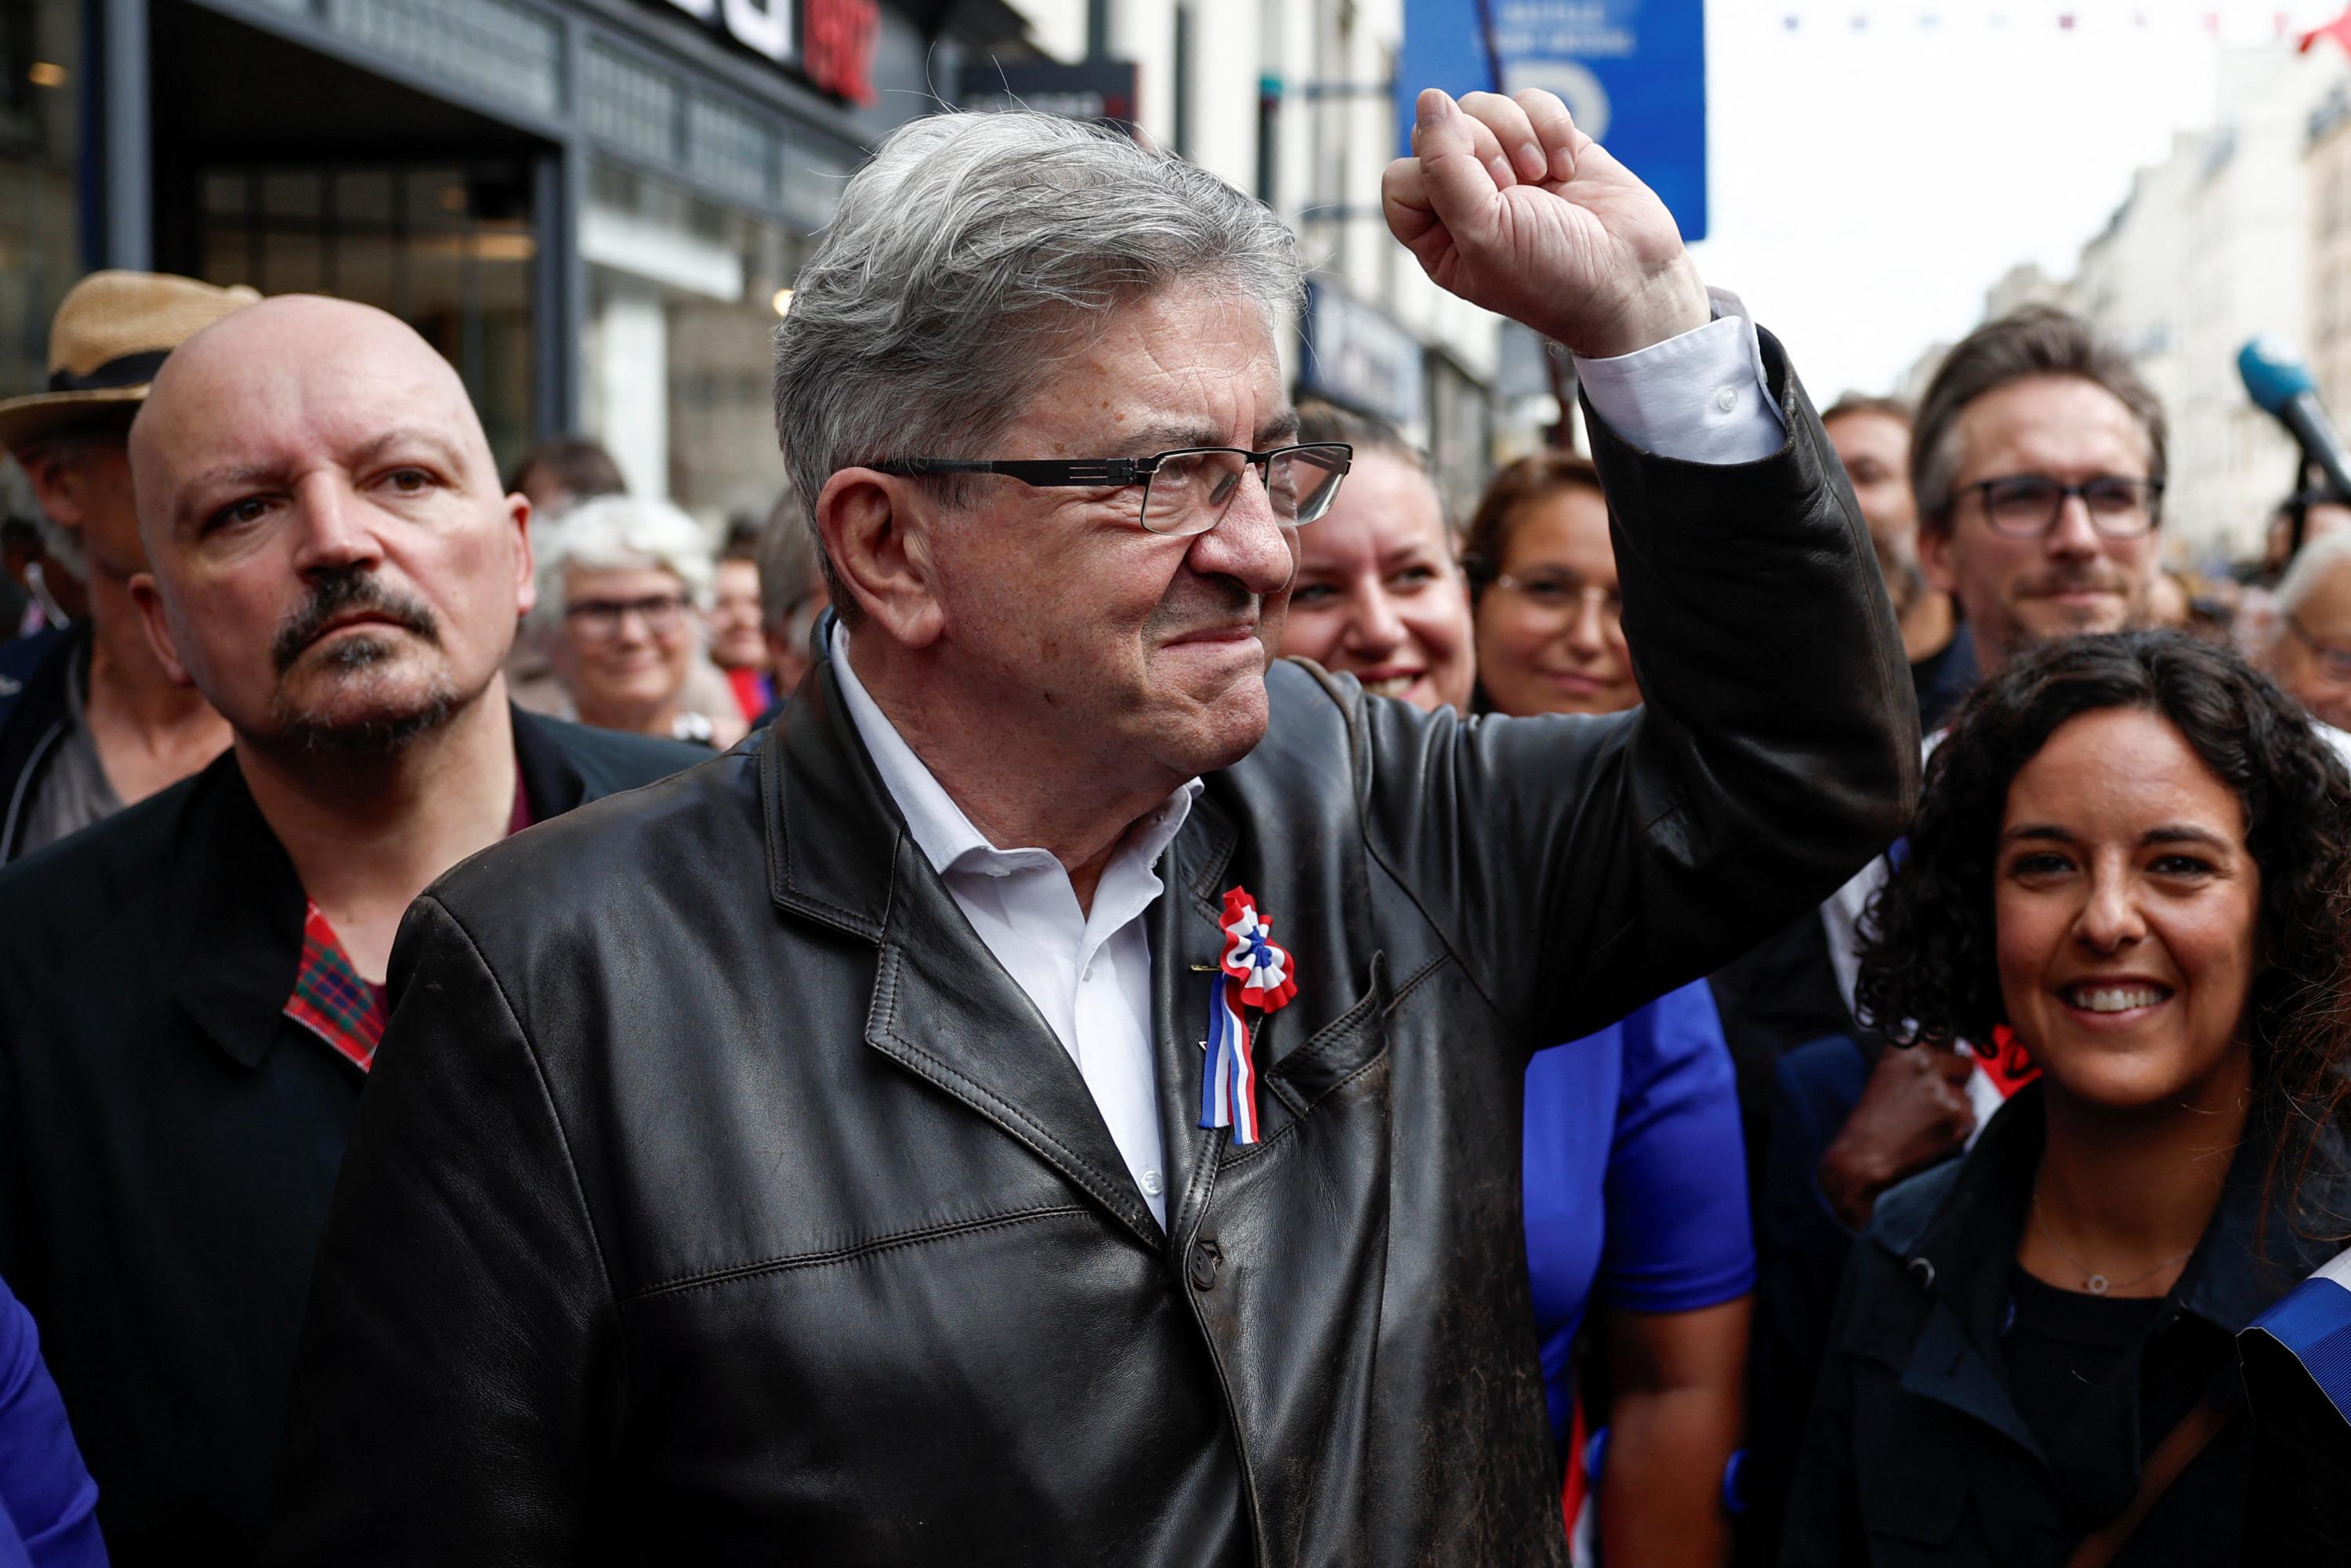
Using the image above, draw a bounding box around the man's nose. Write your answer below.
[2045,492,2103,559]
[288,475,384,575]
[1186,474,1298,596]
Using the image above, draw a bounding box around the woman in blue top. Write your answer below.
[1281,418,1755,1567]
[0,1271,104,1567]
[1468,451,1755,1566]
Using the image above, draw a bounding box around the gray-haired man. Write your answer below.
[265,95,1915,1566]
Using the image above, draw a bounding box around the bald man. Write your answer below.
[0,295,702,1566]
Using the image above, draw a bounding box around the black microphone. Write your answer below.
[2239,336,2351,502]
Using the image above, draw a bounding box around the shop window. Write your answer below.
[582,160,810,527]
[197,161,536,467]
[0,0,80,403]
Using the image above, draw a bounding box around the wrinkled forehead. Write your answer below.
[141,340,492,497]
[1012,284,1291,451]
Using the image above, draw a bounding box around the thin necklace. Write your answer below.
[2030,1191,2193,1297]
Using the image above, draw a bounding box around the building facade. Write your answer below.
[3,0,1511,527]
[2,0,1025,524]
[2015,43,2339,565]
[2306,68,2351,498]
[1043,0,1509,518]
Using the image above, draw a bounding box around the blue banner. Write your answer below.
[1395,0,1708,243]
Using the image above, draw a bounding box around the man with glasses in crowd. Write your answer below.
[0,295,702,1565]
[264,96,1915,1566]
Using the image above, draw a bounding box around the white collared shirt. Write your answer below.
[831,623,1197,1226]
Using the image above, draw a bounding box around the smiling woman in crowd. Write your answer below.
[1464,451,1639,718]
[534,494,745,750]
[1281,427,1752,1564]
[1276,401,1475,710]
[1786,630,2351,1567]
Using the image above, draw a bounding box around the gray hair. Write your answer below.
[1911,306,2166,531]
[772,110,1302,618]
[529,493,713,636]
[2274,530,2351,632]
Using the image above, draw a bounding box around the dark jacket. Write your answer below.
[1741,1032,1880,1566]
[262,333,1920,1567]
[1910,620,1977,737]
[0,625,79,864]
[1780,1085,2342,1568]
[0,708,702,1566]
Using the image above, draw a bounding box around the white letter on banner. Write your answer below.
[721,0,794,61]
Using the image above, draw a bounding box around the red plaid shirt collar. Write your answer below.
[281,772,535,1073]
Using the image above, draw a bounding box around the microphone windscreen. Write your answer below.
[2241,335,2318,415]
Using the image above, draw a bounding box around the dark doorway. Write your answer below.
[150,1,557,468]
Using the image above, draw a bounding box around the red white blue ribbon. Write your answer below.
[1201,885,1296,1145]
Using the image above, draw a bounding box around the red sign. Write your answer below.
[805,0,878,105]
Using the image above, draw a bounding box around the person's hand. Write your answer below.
[1817,1045,1977,1232]
[1380,87,1708,360]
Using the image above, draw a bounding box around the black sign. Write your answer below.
[958,58,1139,132]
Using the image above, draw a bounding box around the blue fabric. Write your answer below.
[1523,980,1756,1442]
[0,1274,103,1567]
[2249,1275,2351,1419]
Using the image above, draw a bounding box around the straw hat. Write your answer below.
[0,271,262,453]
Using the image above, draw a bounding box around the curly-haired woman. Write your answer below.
[1780,630,2351,1567]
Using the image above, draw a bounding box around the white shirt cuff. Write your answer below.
[1572,288,1785,465]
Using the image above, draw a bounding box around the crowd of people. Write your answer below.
[0,85,2346,1568]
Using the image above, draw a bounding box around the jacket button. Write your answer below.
[1189,1237,1223,1291]
[1907,1256,1936,1291]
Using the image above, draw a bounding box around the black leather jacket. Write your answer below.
[264,333,1919,1567]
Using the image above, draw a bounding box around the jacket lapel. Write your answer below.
[764,632,1165,1252]
[1863,1091,2049,1462]
[866,844,1165,1251]
[510,705,591,818]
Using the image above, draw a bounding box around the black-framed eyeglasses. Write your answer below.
[1963,475,2163,539]
[2286,612,2351,683]
[871,444,1353,537]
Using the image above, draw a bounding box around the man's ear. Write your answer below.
[127,571,196,688]
[815,469,947,650]
[1917,518,1959,597]
[506,491,537,619]
[20,448,86,530]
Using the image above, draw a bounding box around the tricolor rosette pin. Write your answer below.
[1200,886,1296,1146]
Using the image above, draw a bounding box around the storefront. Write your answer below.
[1296,275,1498,524]
[1,0,1024,522]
